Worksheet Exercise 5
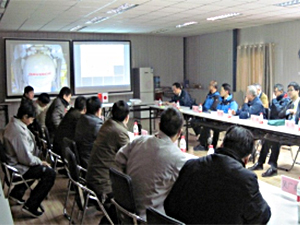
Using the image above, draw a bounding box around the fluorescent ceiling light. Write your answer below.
[176,21,198,28]
[70,25,86,32]
[207,13,241,21]
[275,0,300,7]
[107,3,138,14]
[86,16,109,24]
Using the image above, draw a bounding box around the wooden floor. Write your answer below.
[3,123,300,225]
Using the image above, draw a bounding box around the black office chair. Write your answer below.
[109,167,146,225]
[62,137,81,166]
[146,207,185,225]
[63,147,113,225]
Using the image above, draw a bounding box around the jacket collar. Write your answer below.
[12,116,28,131]
[155,130,174,144]
[215,147,245,167]
[207,91,220,97]
[248,96,259,106]
[221,94,233,103]
[59,96,69,107]
[276,92,287,101]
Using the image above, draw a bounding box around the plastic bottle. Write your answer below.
[179,135,186,152]
[198,104,203,113]
[158,98,162,107]
[133,121,139,136]
[207,145,214,155]
[259,112,264,124]
[228,108,232,118]
[298,119,300,131]
[176,100,180,109]
[297,176,300,202]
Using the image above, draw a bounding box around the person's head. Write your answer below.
[37,93,50,108]
[159,107,183,140]
[112,100,129,124]
[254,83,262,95]
[58,87,72,103]
[23,86,34,100]
[86,96,102,116]
[287,82,300,100]
[246,85,258,102]
[74,96,87,114]
[220,83,231,98]
[17,100,36,126]
[273,83,284,97]
[222,126,254,164]
[172,82,182,96]
[209,80,218,93]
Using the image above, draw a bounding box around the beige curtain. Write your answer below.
[236,43,275,98]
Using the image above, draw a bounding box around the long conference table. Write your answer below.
[148,105,300,169]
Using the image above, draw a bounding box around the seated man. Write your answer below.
[164,126,271,224]
[116,107,196,219]
[86,100,130,201]
[192,80,220,150]
[3,101,56,218]
[53,96,86,156]
[21,85,34,104]
[45,86,72,141]
[75,96,103,169]
[233,85,265,119]
[249,82,300,177]
[168,82,194,107]
[254,83,269,109]
[269,83,289,119]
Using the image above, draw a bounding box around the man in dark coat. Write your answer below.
[52,96,86,156]
[168,82,194,107]
[45,87,72,141]
[164,126,271,224]
[75,96,103,169]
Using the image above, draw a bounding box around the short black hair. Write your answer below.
[86,96,102,115]
[24,85,34,94]
[222,83,231,95]
[288,82,300,92]
[37,93,50,104]
[222,126,254,158]
[172,82,182,89]
[274,83,284,92]
[160,107,183,137]
[112,100,129,122]
[58,87,71,98]
[74,96,87,111]
[17,100,36,119]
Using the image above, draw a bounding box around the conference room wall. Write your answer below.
[185,30,233,99]
[0,31,184,118]
[239,19,300,92]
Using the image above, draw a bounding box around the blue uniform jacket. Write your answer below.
[217,94,238,113]
[237,97,265,119]
[203,91,221,111]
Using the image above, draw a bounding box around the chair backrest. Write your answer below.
[63,146,80,183]
[146,207,185,225]
[0,129,8,164]
[43,126,52,149]
[62,137,80,165]
[109,167,137,213]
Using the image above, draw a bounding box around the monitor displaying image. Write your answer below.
[73,40,131,94]
[5,39,71,97]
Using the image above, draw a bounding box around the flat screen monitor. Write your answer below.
[73,40,131,94]
[5,39,71,97]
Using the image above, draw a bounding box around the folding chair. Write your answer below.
[109,167,146,225]
[278,145,300,171]
[146,207,185,225]
[0,130,35,201]
[63,147,112,225]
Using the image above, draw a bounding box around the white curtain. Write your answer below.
[236,43,275,98]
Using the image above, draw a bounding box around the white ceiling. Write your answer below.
[0,0,300,37]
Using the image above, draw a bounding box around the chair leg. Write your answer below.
[64,180,72,221]
[96,199,114,225]
[80,193,90,225]
[278,147,300,172]
[69,196,77,225]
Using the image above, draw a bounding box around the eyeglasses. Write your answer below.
[287,89,295,92]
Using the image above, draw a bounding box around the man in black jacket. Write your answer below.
[270,83,289,119]
[250,82,300,177]
[168,82,194,107]
[75,96,103,169]
[52,96,86,156]
[164,126,271,224]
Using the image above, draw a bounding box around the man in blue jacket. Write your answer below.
[192,80,221,150]
[168,82,194,107]
[232,85,265,119]
[269,83,289,119]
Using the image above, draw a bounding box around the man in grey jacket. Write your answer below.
[3,101,56,218]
